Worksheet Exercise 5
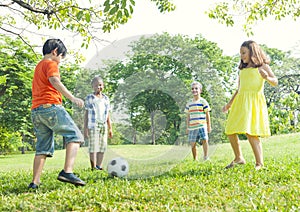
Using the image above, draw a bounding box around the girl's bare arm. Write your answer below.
[258,64,278,86]
[222,77,240,113]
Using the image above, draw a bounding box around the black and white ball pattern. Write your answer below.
[107,157,129,177]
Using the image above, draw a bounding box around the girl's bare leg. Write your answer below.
[226,134,245,168]
[247,134,263,169]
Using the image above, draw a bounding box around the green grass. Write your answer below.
[0,133,299,211]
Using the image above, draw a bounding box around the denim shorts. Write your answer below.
[188,127,208,144]
[31,104,84,157]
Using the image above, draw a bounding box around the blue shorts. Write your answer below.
[188,128,208,144]
[31,104,84,157]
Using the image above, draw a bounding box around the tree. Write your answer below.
[129,33,236,143]
[207,0,300,35]
[108,54,190,145]
[251,45,300,134]
[104,33,235,144]
[0,0,175,49]
[0,35,37,152]
[2,0,300,51]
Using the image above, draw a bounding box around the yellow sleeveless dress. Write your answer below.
[225,67,270,137]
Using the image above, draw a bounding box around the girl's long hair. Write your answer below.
[238,40,270,69]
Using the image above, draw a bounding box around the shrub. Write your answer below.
[0,127,23,155]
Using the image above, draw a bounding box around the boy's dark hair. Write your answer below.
[91,76,103,85]
[42,39,67,57]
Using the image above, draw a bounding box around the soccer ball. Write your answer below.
[107,157,129,178]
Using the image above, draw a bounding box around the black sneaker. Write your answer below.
[57,170,86,186]
[95,165,103,170]
[28,182,39,189]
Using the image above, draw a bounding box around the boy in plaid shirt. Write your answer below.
[84,76,113,170]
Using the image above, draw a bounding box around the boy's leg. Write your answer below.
[29,108,54,188]
[95,126,107,169]
[202,140,209,160]
[88,128,97,169]
[64,142,80,173]
[96,152,104,167]
[247,134,263,169]
[31,154,47,184]
[188,129,198,160]
[89,152,96,169]
[191,142,197,160]
[53,106,84,176]
[57,141,85,186]
[199,128,209,160]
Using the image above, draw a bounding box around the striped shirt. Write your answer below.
[185,97,211,130]
[85,93,110,129]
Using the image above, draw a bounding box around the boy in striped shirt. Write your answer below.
[185,81,211,161]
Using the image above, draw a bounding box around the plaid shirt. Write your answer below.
[85,93,110,129]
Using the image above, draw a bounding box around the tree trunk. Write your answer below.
[151,111,155,145]
[21,133,25,154]
[133,129,136,144]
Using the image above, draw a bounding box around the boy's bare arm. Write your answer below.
[107,113,113,138]
[83,110,88,138]
[107,114,112,129]
[206,111,211,133]
[186,114,189,134]
[49,76,84,108]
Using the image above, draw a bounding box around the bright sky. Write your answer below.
[82,0,300,61]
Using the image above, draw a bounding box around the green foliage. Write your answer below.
[150,0,176,12]
[108,124,127,145]
[0,133,299,211]
[268,91,300,134]
[1,0,175,48]
[0,35,38,145]
[261,46,300,135]
[105,33,234,144]
[0,127,24,154]
[207,0,300,35]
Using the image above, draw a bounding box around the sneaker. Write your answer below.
[95,165,103,170]
[28,182,39,189]
[204,156,210,161]
[57,170,86,186]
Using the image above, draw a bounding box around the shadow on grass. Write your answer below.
[1,163,221,195]
[4,156,298,195]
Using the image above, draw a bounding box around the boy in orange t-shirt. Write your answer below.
[28,39,86,189]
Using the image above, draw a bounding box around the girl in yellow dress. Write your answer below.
[222,40,278,170]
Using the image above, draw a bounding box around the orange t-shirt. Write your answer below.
[31,60,62,109]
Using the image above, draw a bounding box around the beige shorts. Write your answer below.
[87,125,107,153]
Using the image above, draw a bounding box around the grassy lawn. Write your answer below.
[0,133,299,211]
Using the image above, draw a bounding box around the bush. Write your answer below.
[0,127,23,155]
